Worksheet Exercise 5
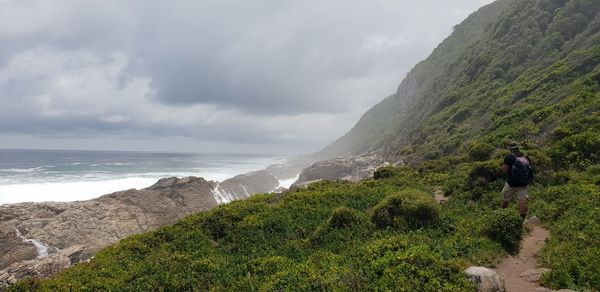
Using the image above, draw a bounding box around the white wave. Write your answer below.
[240,185,250,196]
[13,228,53,258]
[278,174,300,189]
[211,183,236,205]
[0,166,45,173]
[90,162,133,167]
[0,177,159,205]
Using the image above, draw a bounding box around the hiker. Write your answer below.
[500,142,533,220]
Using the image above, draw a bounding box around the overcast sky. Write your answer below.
[0,0,494,155]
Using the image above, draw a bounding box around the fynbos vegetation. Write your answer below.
[11,0,600,290]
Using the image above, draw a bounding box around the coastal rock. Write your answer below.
[212,170,279,204]
[265,158,313,180]
[465,266,505,292]
[292,155,387,187]
[0,230,37,270]
[0,177,219,287]
[0,169,289,288]
[0,246,83,287]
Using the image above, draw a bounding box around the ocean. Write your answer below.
[0,149,288,205]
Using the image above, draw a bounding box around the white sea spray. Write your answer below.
[13,228,53,258]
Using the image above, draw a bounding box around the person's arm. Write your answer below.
[501,154,513,173]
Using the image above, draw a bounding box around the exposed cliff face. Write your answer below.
[0,170,283,287]
[292,155,391,188]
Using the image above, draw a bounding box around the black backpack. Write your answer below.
[511,156,532,186]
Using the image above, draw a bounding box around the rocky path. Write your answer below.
[495,222,551,292]
[432,189,567,292]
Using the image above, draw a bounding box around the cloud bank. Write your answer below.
[0,0,493,154]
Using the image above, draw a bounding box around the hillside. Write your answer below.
[319,0,600,162]
[10,0,600,291]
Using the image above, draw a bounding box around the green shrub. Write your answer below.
[373,166,401,180]
[363,246,476,291]
[468,160,503,184]
[327,206,363,228]
[249,256,294,277]
[485,209,523,255]
[311,207,372,251]
[202,201,268,240]
[465,160,504,200]
[550,131,600,169]
[371,190,440,230]
[467,142,496,161]
[540,205,600,291]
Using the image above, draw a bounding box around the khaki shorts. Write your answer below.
[502,182,528,202]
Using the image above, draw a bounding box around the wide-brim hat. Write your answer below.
[507,142,521,150]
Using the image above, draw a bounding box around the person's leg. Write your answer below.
[518,188,528,219]
[501,183,514,208]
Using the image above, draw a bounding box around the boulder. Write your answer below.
[525,216,542,225]
[465,266,505,292]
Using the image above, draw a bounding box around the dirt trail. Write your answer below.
[495,223,551,292]
[433,189,448,204]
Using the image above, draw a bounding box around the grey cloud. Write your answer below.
[0,0,494,153]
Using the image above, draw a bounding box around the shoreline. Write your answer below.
[0,172,301,206]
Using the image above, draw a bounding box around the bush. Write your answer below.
[468,160,503,184]
[373,166,401,180]
[202,202,268,240]
[485,209,523,254]
[550,131,600,169]
[311,207,372,251]
[371,190,440,230]
[465,160,504,200]
[327,206,363,228]
[364,246,475,291]
[467,142,496,161]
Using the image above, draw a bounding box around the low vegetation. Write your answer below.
[10,140,600,291]
[11,0,600,290]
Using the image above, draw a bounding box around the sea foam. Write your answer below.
[0,177,158,205]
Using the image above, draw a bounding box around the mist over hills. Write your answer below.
[320,0,599,164]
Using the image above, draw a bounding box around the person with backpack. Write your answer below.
[500,142,533,220]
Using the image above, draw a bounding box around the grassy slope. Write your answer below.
[11,0,600,291]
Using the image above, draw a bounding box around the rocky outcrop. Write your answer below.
[0,171,292,288]
[0,245,85,287]
[292,155,388,188]
[265,158,312,180]
[213,170,279,204]
[465,266,505,292]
